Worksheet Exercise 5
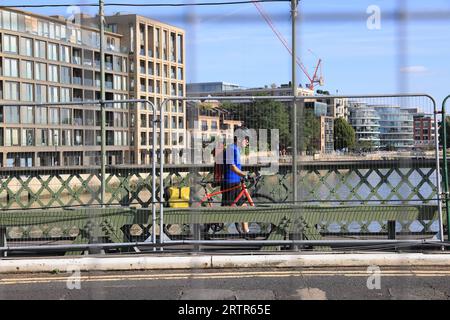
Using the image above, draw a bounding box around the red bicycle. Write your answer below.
[164,173,276,238]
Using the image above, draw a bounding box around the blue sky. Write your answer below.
[5,0,450,102]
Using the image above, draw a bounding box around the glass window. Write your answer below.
[60,88,71,103]
[61,109,72,125]
[48,64,59,82]
[177,35,183,63]
[2,11,11,30]
[49,129,59,146]
[72,48,81,65]
[10,12,18,31]
[36,129,48,146]
[22,129,35,146]
[3,58,18,77]
[49,108,59,124]
[4,106,19,123]
[20,37,33,56]
[61,66,71,84]
[36,107,47,124]
[172,132,177,146]
[47,43,58,61]
[74,130,83,146]
[49,22,55,39]
[114,75,122,91]
[34,62,46,81]
[5,128,20,146]
[172,116,177,129]
[19,106,32,126]
[48,86,59,103]
[21,60,33,79]
[21,83,34,102]
[60,45,70,63]
[61,129,72,146]
[34,85,47,104]
[84,110,95,126]
[4,81,19,100]
[140,114,147,128]
[3,34,18,53]
[34,40,46,59]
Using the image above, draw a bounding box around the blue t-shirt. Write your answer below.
[223,144,241,184]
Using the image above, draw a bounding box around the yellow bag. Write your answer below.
[168,186,190,208]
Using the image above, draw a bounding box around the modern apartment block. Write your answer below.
[186,82,242,95]
[349,103,415,150]
[187,82,315,98]
[374,105,414,150]
[349,103,381,149]
[0,8,186,167]
[0,8,130,167]
[101,13,186,165]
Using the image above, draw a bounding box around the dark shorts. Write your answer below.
[221,182,241,206]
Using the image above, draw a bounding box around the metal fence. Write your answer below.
[0,94,448,256]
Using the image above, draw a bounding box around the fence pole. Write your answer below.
[149,101,158,250]
[442,96,450,241]
[291,0,299,204]
[99,0,106,206]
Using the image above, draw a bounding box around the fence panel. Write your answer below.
[0,95,445,255]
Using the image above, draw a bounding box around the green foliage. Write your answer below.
[334,117,356,150]
[299,110,321,153]
[353,140,375,152]
[221,100,291,146]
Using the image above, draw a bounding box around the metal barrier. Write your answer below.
[441,95,450,241]
[157,94,444,246]
[0,98,162,254]
[0,94,448,255]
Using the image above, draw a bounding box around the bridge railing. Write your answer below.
[0,94,447,255]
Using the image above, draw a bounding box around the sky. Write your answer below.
[4,0,450,102]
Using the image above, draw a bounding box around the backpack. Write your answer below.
[213,143,225,187]
[167,186,190,208]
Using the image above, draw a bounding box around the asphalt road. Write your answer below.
[0,267,450,300]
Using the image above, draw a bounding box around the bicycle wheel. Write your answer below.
[235,193,276,235]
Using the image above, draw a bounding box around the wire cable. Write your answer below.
[0,0,290,9]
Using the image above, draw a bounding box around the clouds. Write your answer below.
[400,66,429,74]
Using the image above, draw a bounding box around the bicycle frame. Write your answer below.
[196,181,255,208]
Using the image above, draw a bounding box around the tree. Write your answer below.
[299,109,321,153]
[221,100,291,147]
[334,117,356,150]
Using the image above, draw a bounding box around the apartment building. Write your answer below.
[0,8,130,167]
[0,8,186,167]
[374,105,414,150]
[101,13,186,165]
[349,103,381,149]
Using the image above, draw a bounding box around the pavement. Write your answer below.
[1,252,450,273]
[1,252,450,300]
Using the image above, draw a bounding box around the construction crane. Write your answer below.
[251,0,324,91]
